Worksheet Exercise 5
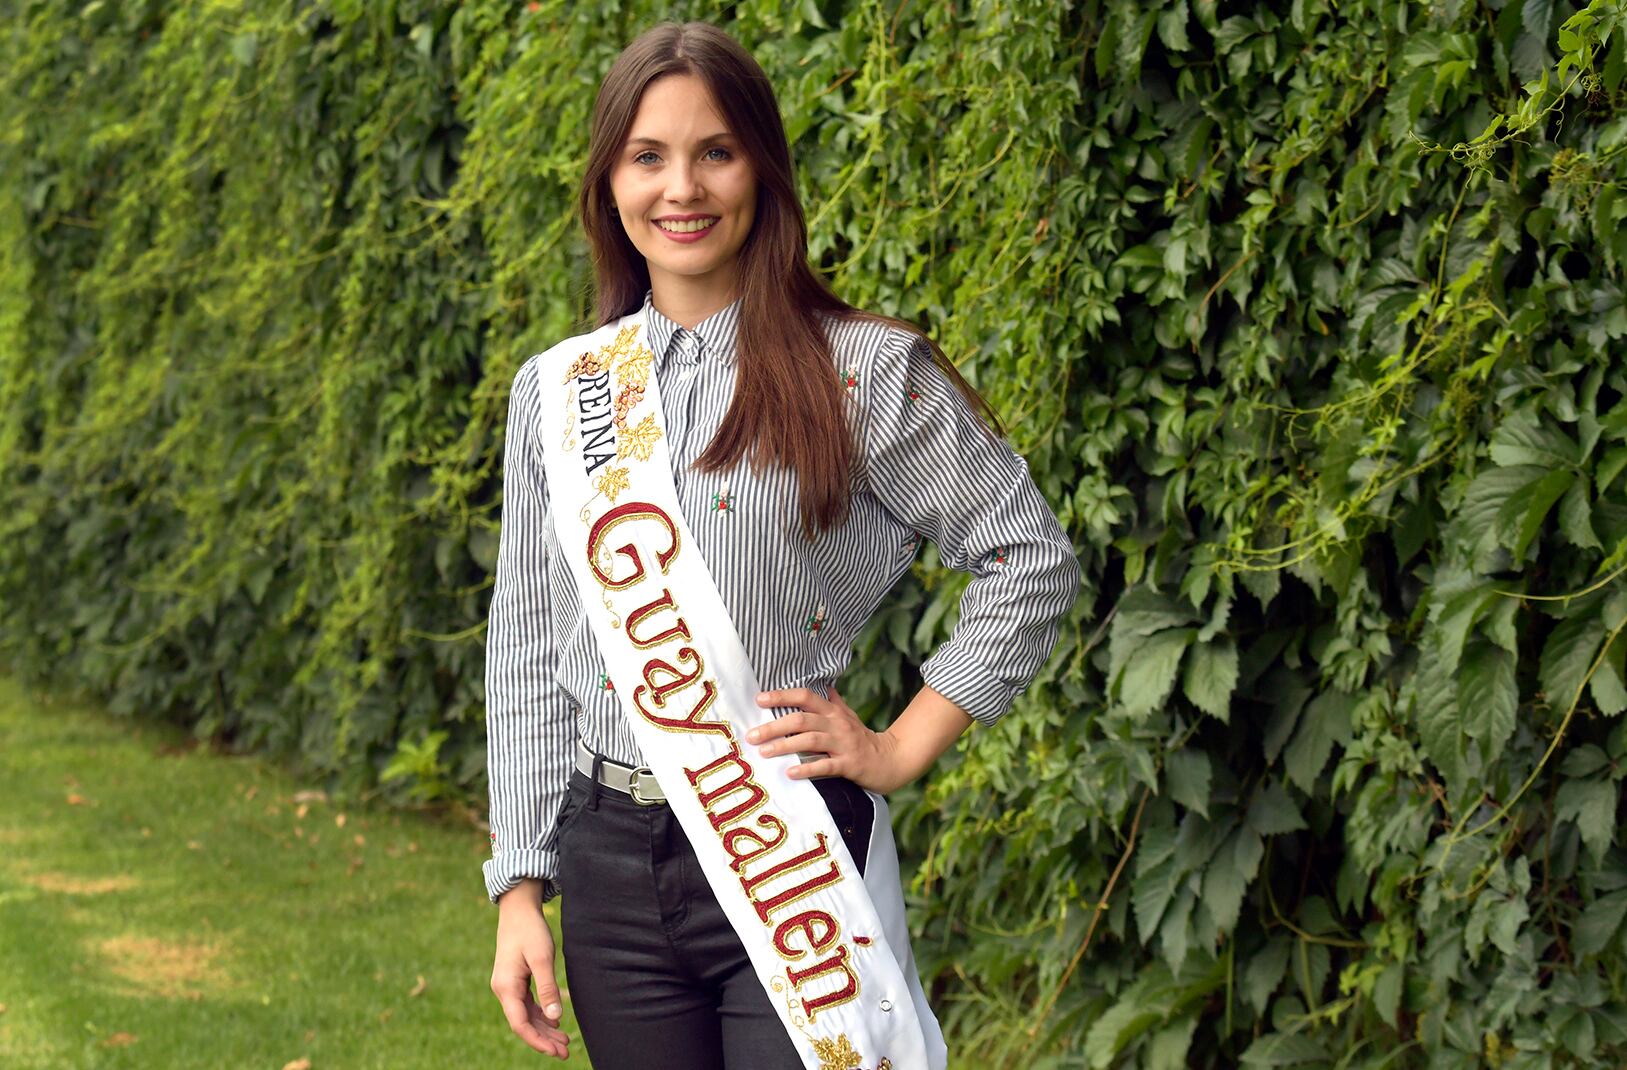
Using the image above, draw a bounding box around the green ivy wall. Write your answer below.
[4,0,1626,1065]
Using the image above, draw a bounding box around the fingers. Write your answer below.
[786,755,841,780]
[746,710,815,745]
[754,687,826,713]
[493,978,570,1058]
[492,925,571,1059]
[758,730,834,759]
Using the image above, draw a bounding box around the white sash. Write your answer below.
[534,309,946,1070]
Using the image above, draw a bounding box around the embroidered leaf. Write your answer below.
[595,465,630,503]
[811,1034,863,1070]
[616,413,662,462]
[598,324,640,369]
[617,341,654,389]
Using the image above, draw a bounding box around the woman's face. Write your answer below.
[608,73,758,306]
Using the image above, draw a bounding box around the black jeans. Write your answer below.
[556,763,875,1069]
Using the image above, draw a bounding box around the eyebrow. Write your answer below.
[625,132,734,148]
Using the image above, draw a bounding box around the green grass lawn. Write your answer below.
[0,676,592,1070]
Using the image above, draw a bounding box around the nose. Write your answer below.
[663,159,702,204]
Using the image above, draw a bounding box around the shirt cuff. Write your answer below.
[921,650,1020,727]
[483,850,562,906]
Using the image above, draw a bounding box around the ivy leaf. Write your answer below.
[1556,778,1618,862]
[1157,1,1192,53]
[1413,656,1462,783]
[1560,744,1610,778]
[1083,991,1165,1070]
[1521,0,1555,39]
[1247,780,1307,836]
[1574,890,1627,956]
[1164,749,1212,817]
[1284,691,1354,793]
[1146,1018,1198,1070]
[1560,475,1601,549]
[1158,885,1197,971]
[1110,587,1201,679]
[1459,638,1517,761]
[1117,628,1197,718]
[1242,939,1291,1015]
[1182,637,1238,720]
[1488,408,1579,468]
[1372,963,1404,1028]
[1496,467,1574,562]
[1592,636,1627,716]
[1541,612,1606,714]
[1133,814,1181,937]
[1239,1033,1333,1066]
[1458,465,1542,562]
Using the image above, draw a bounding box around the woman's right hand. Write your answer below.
[491,879,571,1059]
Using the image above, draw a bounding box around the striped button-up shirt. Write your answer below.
[482,290,1080,903]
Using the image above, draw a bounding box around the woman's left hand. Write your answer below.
[747,687,911,794]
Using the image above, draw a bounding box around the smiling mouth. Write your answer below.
[655,218,719,234]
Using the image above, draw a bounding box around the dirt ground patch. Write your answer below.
[21,870,141,895]
[96,934,238,999]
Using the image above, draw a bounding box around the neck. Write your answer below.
[648,270,740,330]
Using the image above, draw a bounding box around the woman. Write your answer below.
[483,20,1079,1069]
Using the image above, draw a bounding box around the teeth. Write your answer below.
[656,218,717,233]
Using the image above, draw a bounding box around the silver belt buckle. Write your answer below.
[627,766,662,806]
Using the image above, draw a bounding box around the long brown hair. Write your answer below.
[577,20,1003,538]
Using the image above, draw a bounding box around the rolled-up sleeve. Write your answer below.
[858,331,1081,726]
[481,356,577,904]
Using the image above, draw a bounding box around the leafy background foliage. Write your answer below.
[4,0,1627,1065]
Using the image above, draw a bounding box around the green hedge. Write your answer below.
[4,0,1627,1065]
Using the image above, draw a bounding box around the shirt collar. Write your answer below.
[641,289,742,371]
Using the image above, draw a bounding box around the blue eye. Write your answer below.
[634,150,659,165]
[704,146,732,161]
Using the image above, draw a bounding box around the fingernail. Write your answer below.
[746,728,759,742]
[545,1002,562,1018]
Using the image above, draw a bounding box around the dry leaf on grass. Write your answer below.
[292,790,327,804]
[66,793,88,806]
[281,1058,312,1070]
[408,974,428,998]
[100,1032,138,1048]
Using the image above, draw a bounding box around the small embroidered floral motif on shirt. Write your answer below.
[598,672,614,692]
[805,604,827,633]
[993,546,1008,565]
[843,366,859,390]
[905,385,921,405]
[711,483,733,512]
